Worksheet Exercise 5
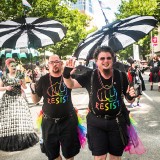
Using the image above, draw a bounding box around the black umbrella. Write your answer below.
[0,17,66,81]
[0,17,67,49]
[73,15,158,60]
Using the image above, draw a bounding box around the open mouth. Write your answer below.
[103,63,109,67]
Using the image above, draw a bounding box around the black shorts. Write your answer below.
[41,111,80,160]
[86,112,128,156]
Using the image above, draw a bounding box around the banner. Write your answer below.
[133,44,139,60]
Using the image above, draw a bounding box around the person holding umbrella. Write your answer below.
[30,55,81,160]
[0,58,39,151]
[63,46,136,160]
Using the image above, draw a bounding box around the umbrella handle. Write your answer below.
[30,69,35,83]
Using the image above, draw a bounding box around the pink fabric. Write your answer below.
[5,58,15,67]
[124,125,146,155]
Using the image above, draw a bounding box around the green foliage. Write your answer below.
[62,0,78,3]
[0,0,93,61]
[116,0,159,60]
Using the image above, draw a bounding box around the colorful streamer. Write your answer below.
[36,109,87,148]
[75,108,87,148]
[124,115,146,155]
[36,110,43,130]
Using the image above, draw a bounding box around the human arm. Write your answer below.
[0,78,13,91]
[121,72,135,103]
[30,82,41,104]
[125,86,135,103]
[63,58,82,89]
[19,78,27,89]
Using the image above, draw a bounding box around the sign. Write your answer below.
[152,36,158,46]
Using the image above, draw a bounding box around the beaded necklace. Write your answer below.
[97,70,113,90]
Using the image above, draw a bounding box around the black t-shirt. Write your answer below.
[35,73,74,118]
[76,69,129,116]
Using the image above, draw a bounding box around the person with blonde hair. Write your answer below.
[0,58,38,151]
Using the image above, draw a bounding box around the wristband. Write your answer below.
[126,92,134,101]
[30,83,36,94]
[63,67,73,79]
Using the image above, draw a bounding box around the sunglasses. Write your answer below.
[98,57,112,61]
[48,61,61,65]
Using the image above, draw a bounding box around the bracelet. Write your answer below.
[63,67,73,79]
[30,83,36,94]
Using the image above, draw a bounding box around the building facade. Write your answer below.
[63,0,93,16]
[62,0,95,30]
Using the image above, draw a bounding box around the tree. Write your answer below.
[0,0,93,59]
[115,0,158,60]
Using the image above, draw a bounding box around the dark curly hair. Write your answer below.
[93,46,115,60]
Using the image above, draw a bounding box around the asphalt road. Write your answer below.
[1,72,160,160]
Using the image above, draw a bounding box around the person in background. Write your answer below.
[63,46,135,160]
[0,58,38,151]
[40,65,48,76]
[127,58,146,108]
[148,54,160,91]
[30,55,81,160]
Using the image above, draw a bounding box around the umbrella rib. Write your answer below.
[34,28,63,44]
[0,30,24,48]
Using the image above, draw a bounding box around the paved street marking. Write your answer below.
[142,91,153,102]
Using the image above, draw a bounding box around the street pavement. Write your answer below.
[1,71,160,160]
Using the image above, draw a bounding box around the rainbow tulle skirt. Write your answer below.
[124,115,146,155]
[36,109,87,148]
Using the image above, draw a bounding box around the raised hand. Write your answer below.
[65,57,76,69]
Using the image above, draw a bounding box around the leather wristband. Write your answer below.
[30,83,36,94]
[63,67,73,79]
[126,92,134,101]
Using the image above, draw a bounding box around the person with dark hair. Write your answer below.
[63,46,135,160]
[148,54,160,91]
[30,55,81,160]
[0,58,39,151]
[127,59,146,107]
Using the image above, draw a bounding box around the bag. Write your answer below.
[116,116,129,146]
[121,100,130,126]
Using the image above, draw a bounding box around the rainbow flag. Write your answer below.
[22,0,32,8]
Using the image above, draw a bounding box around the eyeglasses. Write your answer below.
[98,57,112,61]
[48,61,61,65]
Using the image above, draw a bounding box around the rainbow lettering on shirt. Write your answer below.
[47,82,69,104]
[96,86,120,111]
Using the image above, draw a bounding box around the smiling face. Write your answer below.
[96,51,113,74]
